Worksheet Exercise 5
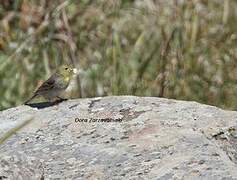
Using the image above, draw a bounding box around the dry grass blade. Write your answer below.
[131,39,160,94]
[0,117,33,144]
[156,27,177,97]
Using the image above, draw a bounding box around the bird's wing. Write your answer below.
[35,75,56,93]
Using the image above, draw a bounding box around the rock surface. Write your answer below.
[0,96,237,180]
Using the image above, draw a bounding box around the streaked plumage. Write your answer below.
[24,65,74,104]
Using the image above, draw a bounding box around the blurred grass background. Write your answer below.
[0,0,236,110]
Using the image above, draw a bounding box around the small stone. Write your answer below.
[120,136,129,140]
[134,153,142,157]
[198,160,205,165]
[110,137,116,141]
[212,153,220,156]
[116,163,122,167]
[120,173,126,176]
[67,158,76,165]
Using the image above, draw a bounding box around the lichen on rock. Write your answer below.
[0,96,237,179]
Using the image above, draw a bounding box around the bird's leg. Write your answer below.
[56,96,68,102]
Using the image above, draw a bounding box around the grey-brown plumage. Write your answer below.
[24,65,74,104]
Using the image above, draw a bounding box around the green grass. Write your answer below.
[0,0,237,110]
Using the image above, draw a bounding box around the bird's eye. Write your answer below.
[65,67,68,70]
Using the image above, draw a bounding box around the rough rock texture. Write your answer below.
[0,96,237,180]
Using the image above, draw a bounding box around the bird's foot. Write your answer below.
[56,96,68,102]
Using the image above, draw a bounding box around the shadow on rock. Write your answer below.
[25,99,67,109]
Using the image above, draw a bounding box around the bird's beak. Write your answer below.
[73,68,78,74]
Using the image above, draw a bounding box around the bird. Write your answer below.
[24,64,76,104]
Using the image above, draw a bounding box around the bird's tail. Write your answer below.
[24,93,38,105]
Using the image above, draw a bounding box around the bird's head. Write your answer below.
[57,64,76,82]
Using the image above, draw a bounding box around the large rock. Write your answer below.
[0,96,237,179]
